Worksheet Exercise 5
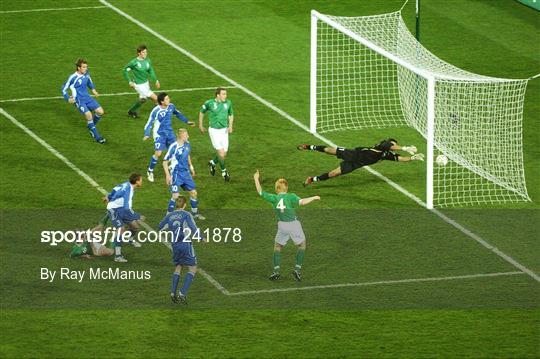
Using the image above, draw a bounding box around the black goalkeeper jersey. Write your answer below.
[336,139,399,174]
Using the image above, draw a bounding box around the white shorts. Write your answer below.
[274,220,306,246]
[134,81,154,99]
[208,127,229,151]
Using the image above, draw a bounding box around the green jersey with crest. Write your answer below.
[123,57,157,84]
[260,192,301,222]
[200,99,233,129]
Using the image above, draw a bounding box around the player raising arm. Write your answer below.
[297,138,424,186]
[61,58,106,144]
[143,92,194,183]
[254,170,320,281]
[123,45,160,118]
[199,87,234,181]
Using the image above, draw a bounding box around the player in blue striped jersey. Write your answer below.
[159,196,206,304]
[61,59,106,144]
[102,173,143,263]
[162,128,205,220]
[143,92,194,182]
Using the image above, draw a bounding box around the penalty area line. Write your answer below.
[99,0,540,284]
[229,271,525,296]
[0,107,230,297]
[0,86,237,103]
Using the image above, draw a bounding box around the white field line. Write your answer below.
[0,107,531,296]
[0,107,230,296]
[0,86,236,103]
[229,271,525,296]
[0,6,107,14]
[100,0,540,284]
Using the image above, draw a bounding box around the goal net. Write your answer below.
[310,10,531,208]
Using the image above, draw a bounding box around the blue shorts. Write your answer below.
[75,97,101,114]
[170,171,196,193]
[154,134,176,151]
[107,208,141,228]
[172,242,197,266]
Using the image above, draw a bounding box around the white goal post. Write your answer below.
[310,9,531,208]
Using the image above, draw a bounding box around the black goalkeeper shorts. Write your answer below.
[336,147,364,174]
[336,147,357,162]
[339,160,364,175]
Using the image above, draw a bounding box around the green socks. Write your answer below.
[273,251,282,272]
[212,155,226,171]
[295,249,305,271]
[128,99,144,113]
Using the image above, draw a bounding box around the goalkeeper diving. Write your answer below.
[298,139,424,186]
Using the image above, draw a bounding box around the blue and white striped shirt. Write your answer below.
[164,141,191,173]
[106,181,134,210]
[61,71,95,102]
[144,104,188,139]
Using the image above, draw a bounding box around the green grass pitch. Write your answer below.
[1,0,539,357]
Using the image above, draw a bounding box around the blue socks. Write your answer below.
[190,198,198,214]
[148,155,158,172]
[87,121,102,140]
[167,199,176,213]
[171,272,180,294]
[180,272,195,295]
[93,113,102,125]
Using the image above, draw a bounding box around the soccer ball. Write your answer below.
[436,155,449,166]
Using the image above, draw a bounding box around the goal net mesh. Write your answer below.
[315,11,530,207]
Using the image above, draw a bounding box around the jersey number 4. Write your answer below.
[276,198,286,213]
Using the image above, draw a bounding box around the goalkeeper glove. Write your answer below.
[401,145,417,155]
[411,153,425,161]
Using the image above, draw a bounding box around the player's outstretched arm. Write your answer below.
[299,196,321,206]
[390,143,417,154]
[398,153,425,162]
[253,170,263,194]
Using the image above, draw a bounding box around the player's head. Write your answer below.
[157,92,170,106]
[177,128,189,142]
[129,173,143,188]
[215,87,227,101]
[137,45,148,58]
[75,58,88,74]
[175,196,187,210]
[374,138,398,150]
[275,178,288,193]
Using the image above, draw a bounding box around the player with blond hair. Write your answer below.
[254,170,320,281]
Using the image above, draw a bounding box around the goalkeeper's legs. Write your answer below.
[304,167,342,187]
[297,144,337,155]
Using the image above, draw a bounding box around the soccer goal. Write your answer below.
[310,9,531,208]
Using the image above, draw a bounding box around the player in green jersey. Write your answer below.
[254,170,320,281]
[69,214,114,258]
[199,87,234,181]
[69,213,143,258]
[123,45,160,119]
